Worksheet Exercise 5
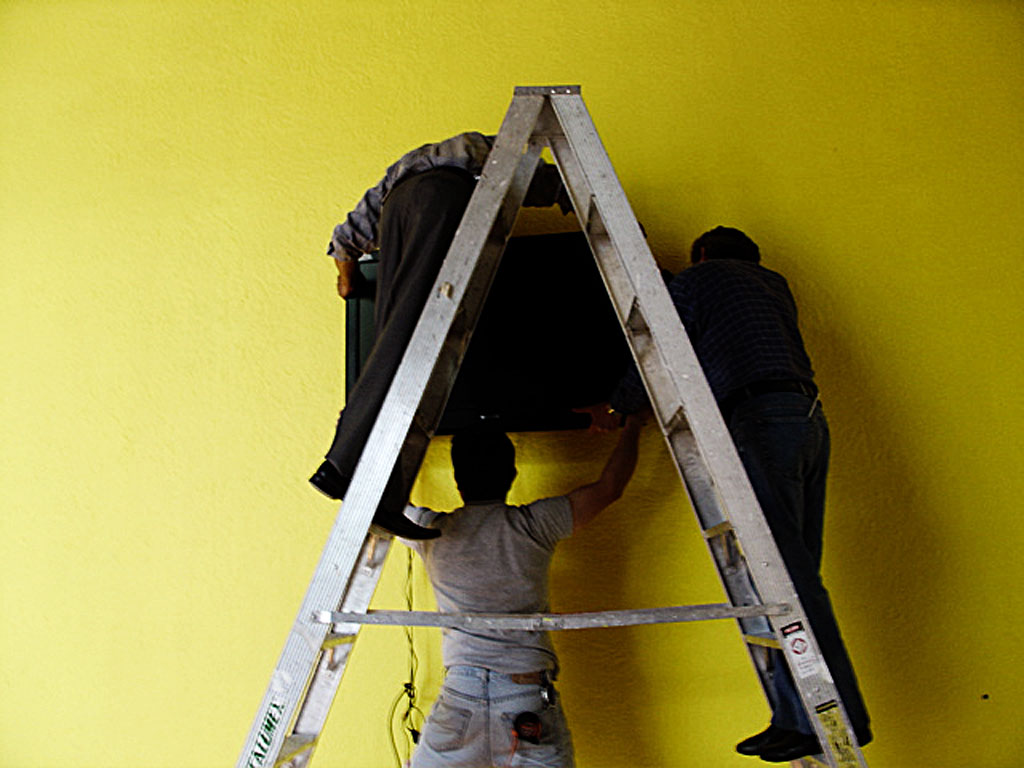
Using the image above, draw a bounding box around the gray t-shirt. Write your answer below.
[405,497,574,674]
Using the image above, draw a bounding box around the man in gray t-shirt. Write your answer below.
[404,418,643,768]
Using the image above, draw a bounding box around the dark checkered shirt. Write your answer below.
[610,259,815,414]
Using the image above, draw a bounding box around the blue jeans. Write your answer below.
[411,666,575,768]
[729,392,870,740]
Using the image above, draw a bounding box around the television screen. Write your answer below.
[345,231,635,434]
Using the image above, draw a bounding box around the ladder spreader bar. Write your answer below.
[314,603,790,631]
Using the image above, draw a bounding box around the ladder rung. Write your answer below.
[745,631,782,650]
[322,632,358,649]
[584,197,608,237]
[277,734,316,767]
[664,405,689,435]
[315,603,789,631]
[703,521,734,539]
[625,297,649,337]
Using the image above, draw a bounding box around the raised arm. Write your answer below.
[567,413,645,531]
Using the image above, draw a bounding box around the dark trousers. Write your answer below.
[729,391,870,740]
[324,168,476,510]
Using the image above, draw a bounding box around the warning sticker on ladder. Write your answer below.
[814,701,859,767]
[781,622,821,679]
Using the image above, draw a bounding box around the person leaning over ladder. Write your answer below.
[309,132,571,540]
[400,417,645,767]
[590,227,872,762]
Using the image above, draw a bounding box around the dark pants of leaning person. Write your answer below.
[728,391,871,743]
[324,167,476,514]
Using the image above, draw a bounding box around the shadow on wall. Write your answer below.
[808,306,954,747]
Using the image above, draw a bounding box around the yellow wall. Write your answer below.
[2,1,1022,766]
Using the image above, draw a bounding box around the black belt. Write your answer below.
[720,380,817,420]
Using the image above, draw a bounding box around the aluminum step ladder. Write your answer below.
[237,85,868,768]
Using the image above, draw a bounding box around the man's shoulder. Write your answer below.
[516,495,571,514]
[674,259,787,292]
[510,496,574,544]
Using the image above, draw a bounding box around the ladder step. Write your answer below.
[583,196,607,237]
[663,405,689,436]
[744,630,782,650]
[703,521,734,539]
[315,603,789,631]
[624,297,649,337]
[278,734,316,766]
[322,632,357,649]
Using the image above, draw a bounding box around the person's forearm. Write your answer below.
[600,416,642,498]
[568,414,644,530]
[608,363,649,417]
[335,257,359,299]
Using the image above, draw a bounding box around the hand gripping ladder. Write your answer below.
[237,86,868,768]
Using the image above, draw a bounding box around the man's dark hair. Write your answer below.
[690,226,761,264]
[450,429,517,502]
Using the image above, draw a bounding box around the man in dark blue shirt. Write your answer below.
[603,227,871,762]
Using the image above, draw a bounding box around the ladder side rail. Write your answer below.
[545,92,762,556]
[335,91,547,571]
[373,110,548,533]
[518,130,780,687]
[390,142,549,479]
[704,525,781,699]
[238,535,392,768]
[599,293,778,667]
[544,91,865,768]
[237,533,366,768]
[283,535,392,768]
[288,94,545,764]
[237,95,547,768]
[539,95,774,614]
[537,97,776,637]
[542,111,785,731]
[271,173,544,766]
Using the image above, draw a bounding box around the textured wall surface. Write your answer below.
[2,2,1022,767]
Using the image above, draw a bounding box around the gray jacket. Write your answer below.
[328,131,567,259]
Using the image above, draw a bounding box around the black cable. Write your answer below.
[386,686,407,768]
[388,546,427,767]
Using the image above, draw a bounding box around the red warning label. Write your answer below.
[782,622,819,679]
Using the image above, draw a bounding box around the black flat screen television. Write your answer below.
[345,231,637,434]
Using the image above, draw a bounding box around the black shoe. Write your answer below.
[736,724,792,756]
[309,462,440,540]
[758,730,821,762]
[855,725,873,747]
[309,461,349,500]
